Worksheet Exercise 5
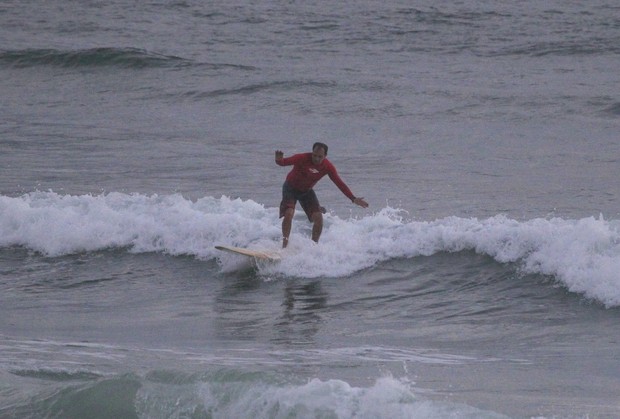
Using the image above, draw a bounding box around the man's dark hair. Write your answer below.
[312,142,328,155]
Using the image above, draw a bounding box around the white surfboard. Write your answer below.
[215,245,281,261]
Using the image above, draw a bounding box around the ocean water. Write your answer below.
[1,0,620,418]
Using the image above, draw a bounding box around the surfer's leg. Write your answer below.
[280,182,297,248]
[299,189,322,243]
[282,208,294,248]
[311,211,323,243]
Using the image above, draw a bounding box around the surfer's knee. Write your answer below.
[284,208,295,220]
[311,211,323,224]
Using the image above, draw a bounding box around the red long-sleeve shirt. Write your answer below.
[277,153,355,201]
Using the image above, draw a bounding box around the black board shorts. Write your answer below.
[279,181,321,221]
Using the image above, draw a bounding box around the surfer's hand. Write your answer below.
[353,197,369,208]
[275,150,284,162]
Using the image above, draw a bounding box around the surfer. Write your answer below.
[275,142,369,248]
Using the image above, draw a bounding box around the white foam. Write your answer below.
[2,192,620,307]
[268,208,620,307]
[198,375,508,419]
[0,191,280,258]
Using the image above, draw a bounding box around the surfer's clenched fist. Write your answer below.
[275,150,284,163]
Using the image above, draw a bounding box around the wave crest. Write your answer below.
[1,192,620,307]
[0,47,190,69]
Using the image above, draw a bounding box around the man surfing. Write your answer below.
[275,142,369,248]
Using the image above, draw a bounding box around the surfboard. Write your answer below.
[215,245,281,261]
